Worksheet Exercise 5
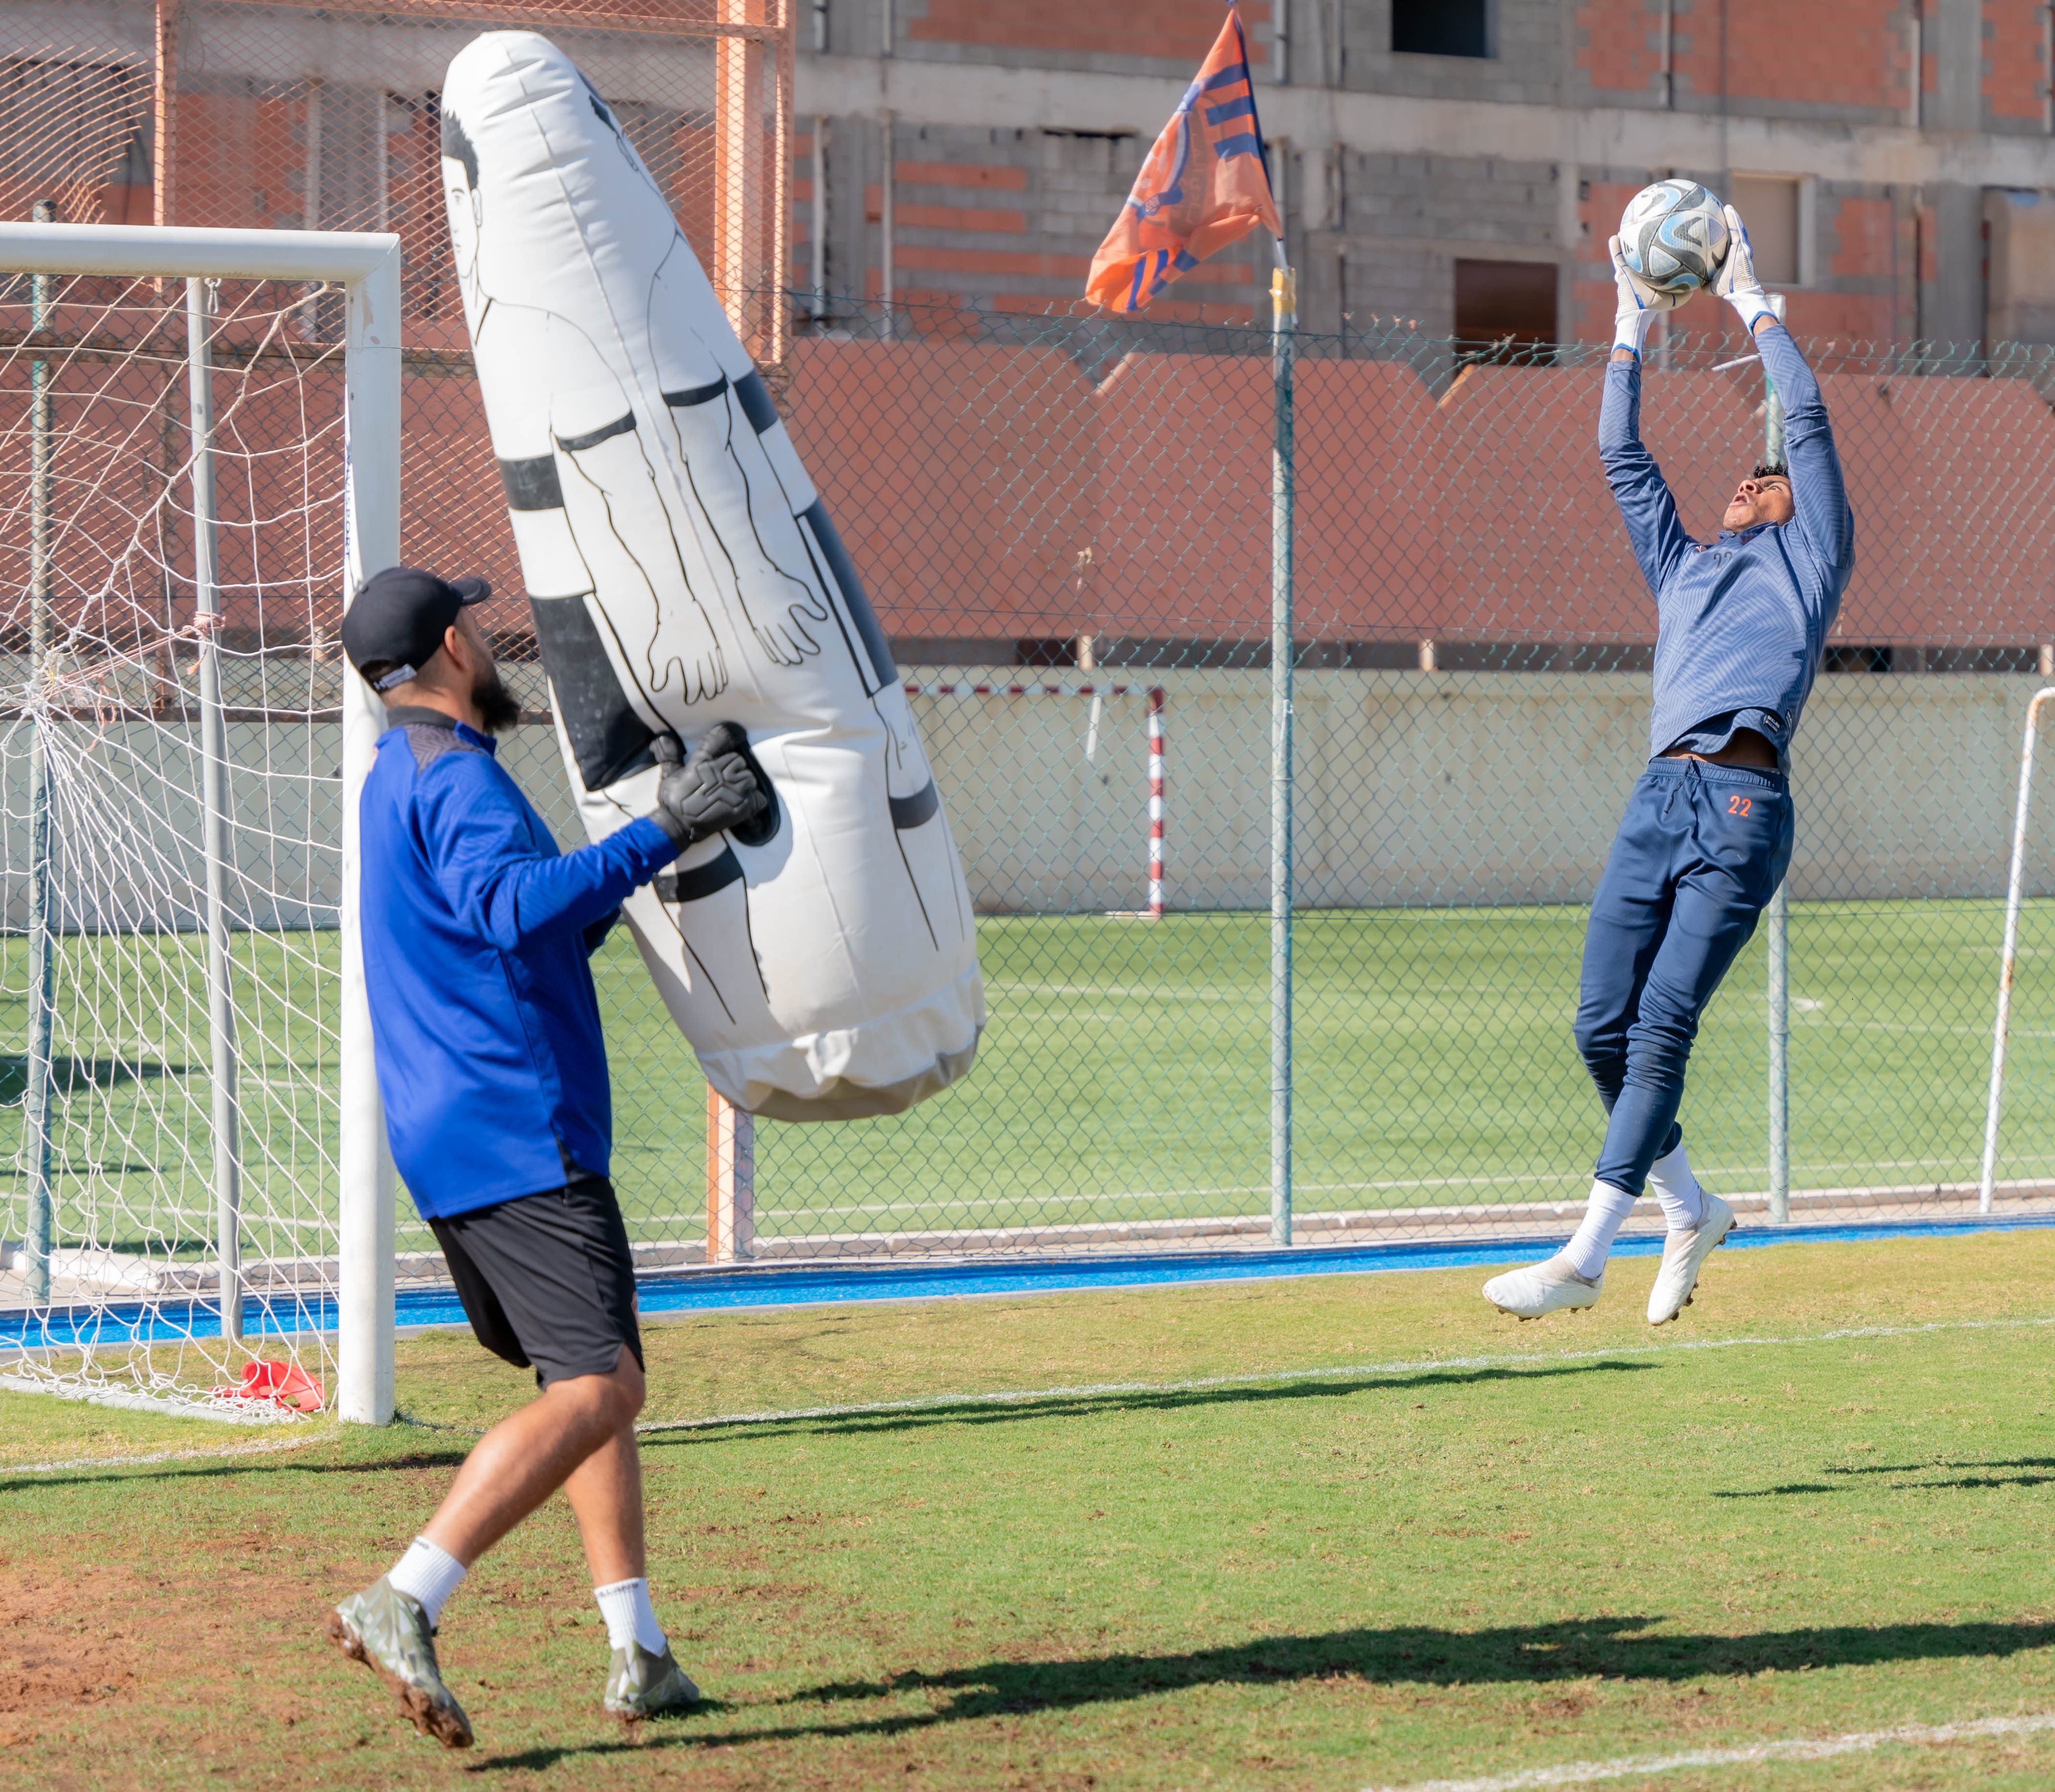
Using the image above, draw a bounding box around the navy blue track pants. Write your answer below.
[1576,756,1793,1197]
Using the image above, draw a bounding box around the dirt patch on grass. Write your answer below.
[0,1561,143,1726]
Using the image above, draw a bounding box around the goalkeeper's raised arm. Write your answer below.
[1478,204,1856,1332]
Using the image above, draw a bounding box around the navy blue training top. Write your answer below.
[1599,322,1856,769]
[358,707,678,1220]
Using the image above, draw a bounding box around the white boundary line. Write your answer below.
[632,1313,2055,1437]
[18,1312,2055,1469]
[1366,1711,2055,1792]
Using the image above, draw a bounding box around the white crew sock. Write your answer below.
[1646,1142,1705,1231]
[387,1535,467,1628]
[1559,1181,1638,1281]
[594,1577,668,1655]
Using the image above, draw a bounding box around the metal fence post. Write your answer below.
[187,277,244,1344]
[1270,258,1296,1247]
[23,197,55,1304]
[707,1088,755,1261]
[1763,363,1789,1223]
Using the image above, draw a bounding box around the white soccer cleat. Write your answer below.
[1646,1192,1736,1325]
[1482,1256,1603,1321]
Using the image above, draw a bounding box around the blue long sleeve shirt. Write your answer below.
[358,707,679,1219]
[1599,323,1855,768]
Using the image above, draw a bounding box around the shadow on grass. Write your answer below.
[1716,1456,2055,1498]
[637,1359,1653,1447]
[0,1445,469,1493]
[467,1614,2055,1770]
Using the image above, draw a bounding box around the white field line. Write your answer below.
[3,1429,325,1476]
[1365,1711,2055,1792]
[631,1313,2055,1438]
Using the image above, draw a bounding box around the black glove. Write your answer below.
[649,723,767,848]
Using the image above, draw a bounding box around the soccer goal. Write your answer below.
[0,221,398,1425]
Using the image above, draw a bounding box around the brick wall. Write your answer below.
[1664,0,1911,118]
[1983,0,2048,126]
[900,0,1270,72]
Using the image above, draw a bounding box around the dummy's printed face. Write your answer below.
[444,171,483,302]
[1722,471,1794,533]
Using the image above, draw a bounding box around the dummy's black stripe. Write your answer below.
[654,847,743,905]
[888,781,939,831]
[734,370,779,434]
[555,412,636,453]
[527,594,660,791]
[662,376,728,408]
[800,501,897,690]
[498,454,563,512]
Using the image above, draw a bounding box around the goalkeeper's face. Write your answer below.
[1722,470,1794,533]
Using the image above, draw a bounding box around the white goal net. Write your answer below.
[0,225,397,1422]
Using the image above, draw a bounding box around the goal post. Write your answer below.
[0,222,399,1424]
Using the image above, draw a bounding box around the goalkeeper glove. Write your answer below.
[649,724,767,849]
[1714,204,1785,334]
[1609,235,1687,356]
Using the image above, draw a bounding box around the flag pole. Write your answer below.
[1268,230,1295,1247]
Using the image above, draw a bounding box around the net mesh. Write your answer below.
[0,271,349,1418]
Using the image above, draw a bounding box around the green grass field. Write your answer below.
[12,1230,2055,1788]
[5,897,2053,1260]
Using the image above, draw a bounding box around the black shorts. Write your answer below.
[428,1179,643,1388]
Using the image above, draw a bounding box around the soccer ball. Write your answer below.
[1618,180,1730,296]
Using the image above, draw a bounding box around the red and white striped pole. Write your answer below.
[1147,686,1165,919]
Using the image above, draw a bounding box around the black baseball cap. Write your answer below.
[341,566,491,692]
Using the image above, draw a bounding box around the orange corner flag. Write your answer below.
[1085,6,1282,314]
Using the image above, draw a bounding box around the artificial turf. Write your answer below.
[10,1228,2055,1788]
[3,896,2049,1271]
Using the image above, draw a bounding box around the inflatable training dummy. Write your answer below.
[439,31,982,1120]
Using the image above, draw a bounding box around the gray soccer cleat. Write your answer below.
[1647,1192,1736,1325]
[604,1641,702,1720]
[325,1576,474,1749]
[1483,1255,1603,1320]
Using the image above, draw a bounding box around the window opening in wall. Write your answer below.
[1730,174,1800,285]
[1392,0,1492,58]
[1454,259,1556,358]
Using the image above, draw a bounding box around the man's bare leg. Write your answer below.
[423,1345,645,1566]
[565,1423,646,1585]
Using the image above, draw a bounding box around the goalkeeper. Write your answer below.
[324,566,765,1747]
[1483,208,1854,1326]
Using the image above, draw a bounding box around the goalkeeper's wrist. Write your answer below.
[1725,289,1778,333]
[1611,309,1652,356]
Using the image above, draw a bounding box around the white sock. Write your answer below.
[1646,1142,1705,1231]
[1559,1181,1638,1280]
[594,1577,667,1655]
[387,1535,467,1628]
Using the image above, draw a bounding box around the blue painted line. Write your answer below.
[5,1214,2050,1349]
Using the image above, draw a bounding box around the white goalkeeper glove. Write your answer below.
[1714,204,1785,334]
[1609,236,1687,355]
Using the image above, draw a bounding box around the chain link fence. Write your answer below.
[7,5,2055,1283]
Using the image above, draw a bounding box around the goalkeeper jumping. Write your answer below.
[1483,207,1854,1325]
[324,567,766,1746]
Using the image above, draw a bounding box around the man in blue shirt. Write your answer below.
[1483,208,1854,1328]
[324,567,765,1746]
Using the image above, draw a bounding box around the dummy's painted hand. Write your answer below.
[1714,204,1783,333]
[650,725,767,849]
[1610,235,1687,354]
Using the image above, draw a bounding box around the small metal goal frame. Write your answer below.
[1980,684,2055,1214]
[0,221,402,1424]
[904,683,1168,920]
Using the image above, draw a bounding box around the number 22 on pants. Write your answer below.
[1727,795,1752,817]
